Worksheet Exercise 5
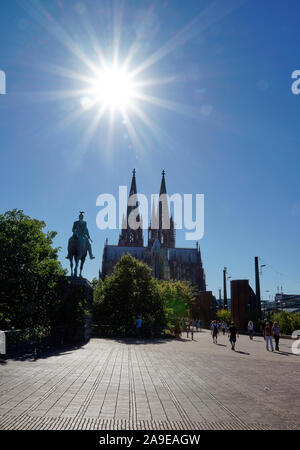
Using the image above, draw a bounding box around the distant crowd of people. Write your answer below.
[209,318,281,352]
[134,315,282,352]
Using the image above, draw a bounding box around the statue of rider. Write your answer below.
[66,211,95,259]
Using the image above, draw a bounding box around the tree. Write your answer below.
[93,254,165,334]
[216,309,231,325]
[0,209,66,330]
[158,280,196,331]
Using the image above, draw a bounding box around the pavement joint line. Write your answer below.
[128,348,137,423]
[74,347,116,418]
[0,348,92,416]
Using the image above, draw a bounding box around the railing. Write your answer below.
[91,324,170,339]
[91,324,203,340]
[0,324,90,358]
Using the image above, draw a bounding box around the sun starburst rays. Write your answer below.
[21,0,243,161]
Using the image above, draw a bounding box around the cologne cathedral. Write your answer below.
[100,170,206,292]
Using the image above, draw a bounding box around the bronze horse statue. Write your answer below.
[67,235,88,277]
[66,212,95,277]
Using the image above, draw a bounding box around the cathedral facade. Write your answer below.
[100,170,206,292]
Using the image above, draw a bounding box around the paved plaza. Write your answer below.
[0,330,299,430]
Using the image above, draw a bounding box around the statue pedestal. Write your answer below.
[53,276,94,345]
[66,276,93,289]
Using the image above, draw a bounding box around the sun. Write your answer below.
[89,67,136,109]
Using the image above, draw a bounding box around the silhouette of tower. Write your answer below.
[148,170,175,248]
[118,169,144,247]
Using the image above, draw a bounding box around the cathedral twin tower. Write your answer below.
[118,169,175,249]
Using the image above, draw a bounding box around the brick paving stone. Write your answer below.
[0,330,299,430]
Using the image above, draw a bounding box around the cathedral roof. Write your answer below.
[167,248,198,263]
[104,245,200,264]
[105,245,146,261]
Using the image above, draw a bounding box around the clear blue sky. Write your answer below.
[1,0,300,300]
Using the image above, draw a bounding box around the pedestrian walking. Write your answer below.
[136,316,142,338]
[228,322,239,351]
[265,322,274,351]
[211,320,219,344]
[272,321,281,351]
[248,321,254,340]
[221,321,226,335]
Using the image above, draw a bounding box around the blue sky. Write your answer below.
[1,0,300,300]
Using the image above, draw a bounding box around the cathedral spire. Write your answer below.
[156,170,175,248]
[159,169,167,195]
[129,168,137,196]
[118,169,143,247]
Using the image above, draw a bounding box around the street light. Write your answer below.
[260,264,266,275]
[263,290,270,316]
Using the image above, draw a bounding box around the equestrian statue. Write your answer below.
[66,211,95,277]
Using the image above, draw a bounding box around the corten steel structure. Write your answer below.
[230,279,258,331]
[191,291,217,327]
[100,170,206,292]
[223,267,228,309]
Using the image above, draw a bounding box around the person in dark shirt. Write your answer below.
[265,322,274,351]
[228,322,239,351]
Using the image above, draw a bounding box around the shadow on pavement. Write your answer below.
[273,350,298,357]
[234,350,250,355]
[5,342,87,362]
[111,337,171,345]
[216,343,227,347]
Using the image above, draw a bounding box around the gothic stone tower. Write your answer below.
[148,170,175,249]
[118,168,143,247]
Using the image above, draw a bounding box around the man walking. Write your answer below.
[211,320,219,344]
[272,322,281,351]
[136,316,142,338]
[248,321,254,340]
[228,321,239,351]
[265,322,274,351]
[221,321,226,336]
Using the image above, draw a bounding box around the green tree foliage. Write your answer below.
[158,280,196,330]
[216,309,232,325]
[0,209,66,330]
[93,254,165,332]
[271,310,300,335]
